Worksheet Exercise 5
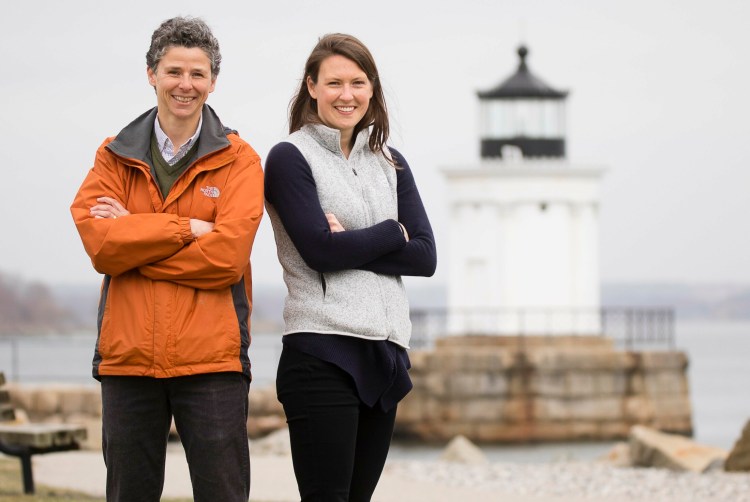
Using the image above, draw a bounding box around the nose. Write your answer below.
[179,74,193,90]
[340,84,353,100]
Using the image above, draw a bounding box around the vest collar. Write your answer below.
[302,123,370,158]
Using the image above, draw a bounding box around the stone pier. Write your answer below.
[5,382,286,450]
[395,335,692,442]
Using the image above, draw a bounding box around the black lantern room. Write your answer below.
[478,46,568,159]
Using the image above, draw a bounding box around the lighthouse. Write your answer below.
[398,47,686,446]
[443,46,604,335]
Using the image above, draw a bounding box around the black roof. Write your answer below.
[478,46,568,99]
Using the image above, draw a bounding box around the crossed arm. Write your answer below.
[264,142,436,277]
[71,144,264,289]
[90,196,215,238]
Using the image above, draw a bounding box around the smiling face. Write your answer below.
[147,45,216,130]
[307,54,373,152]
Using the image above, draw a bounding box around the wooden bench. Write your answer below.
[0,372,87,494]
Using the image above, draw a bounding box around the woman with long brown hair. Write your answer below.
[264,33,436,501]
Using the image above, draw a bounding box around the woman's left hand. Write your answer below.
[326,213,345,233]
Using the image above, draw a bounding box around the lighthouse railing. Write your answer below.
[408,307,675,351]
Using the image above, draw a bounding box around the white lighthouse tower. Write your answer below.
[444,46,604,335]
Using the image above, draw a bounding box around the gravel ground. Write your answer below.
[24,448,750,502]
[386,460,750,502]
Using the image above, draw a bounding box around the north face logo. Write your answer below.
[200,186,220,198]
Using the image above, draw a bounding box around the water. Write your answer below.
[1,319,748,454]
[677,320,750,449]
[0,331,284,388]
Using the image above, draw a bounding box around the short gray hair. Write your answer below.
[146,17,221,77]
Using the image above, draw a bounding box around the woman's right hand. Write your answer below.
[90,196,131,219]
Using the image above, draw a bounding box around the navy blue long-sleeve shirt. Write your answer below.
[265,142,436,410]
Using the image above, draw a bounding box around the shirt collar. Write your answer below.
[153,114,203,154]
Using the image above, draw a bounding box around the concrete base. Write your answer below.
[396,335,692,443]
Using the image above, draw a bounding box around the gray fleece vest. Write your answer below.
[266,124,412,348]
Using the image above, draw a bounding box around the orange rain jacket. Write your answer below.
[71,105,264,380]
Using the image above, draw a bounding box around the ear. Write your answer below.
[209,76,217,94]
[147,66,157,87]
[306,76,317,100]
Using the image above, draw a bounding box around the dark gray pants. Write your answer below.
[101,372,250,502]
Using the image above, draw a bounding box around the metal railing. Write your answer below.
[0,332,285,385]
[1,308,676,383]
[0,333,97,384]
[409,307,675,350]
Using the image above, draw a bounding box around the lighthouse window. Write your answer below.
[480,100,566,139]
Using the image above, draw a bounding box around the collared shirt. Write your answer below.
[153,115,203,165]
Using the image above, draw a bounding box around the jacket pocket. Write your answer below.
[167,287,240,367]
[98,273,155,367]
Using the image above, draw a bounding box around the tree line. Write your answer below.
[0,272,81,335]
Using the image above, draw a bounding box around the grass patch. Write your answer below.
[0,457,192,502]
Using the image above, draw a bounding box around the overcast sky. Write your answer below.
[1,0,748,291]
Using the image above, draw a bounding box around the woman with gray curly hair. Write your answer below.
[71,16,264,502]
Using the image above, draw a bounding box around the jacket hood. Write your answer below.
[107,104,232,164]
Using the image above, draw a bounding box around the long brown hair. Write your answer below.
[289,34,390,156]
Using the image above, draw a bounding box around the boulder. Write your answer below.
[629,425,727,472]
[11,408,29,424]
[439,435,488,465]
[247,414,287,438]
[65,413,102,450]
[598,441,632,467]
[33,389,61,416]
[251,427,291,456]
[249,385,284,416]
[725,419,750,472]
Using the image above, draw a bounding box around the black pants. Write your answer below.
[276,346,397,502]
[101,372,251,502]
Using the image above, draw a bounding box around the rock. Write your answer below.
[7,384,34,413]
[81,390,103,417]
[629,425,727,472]
[725,419,750,472]
[439,435,488,465]
[251,427,291,456]
[33,389,61,416]
[249,385,284,417]
[65,413,102,451]
[59,389,88,416]
[11,408,29,424]
[598,441,632,467]
[247,414,287,438]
